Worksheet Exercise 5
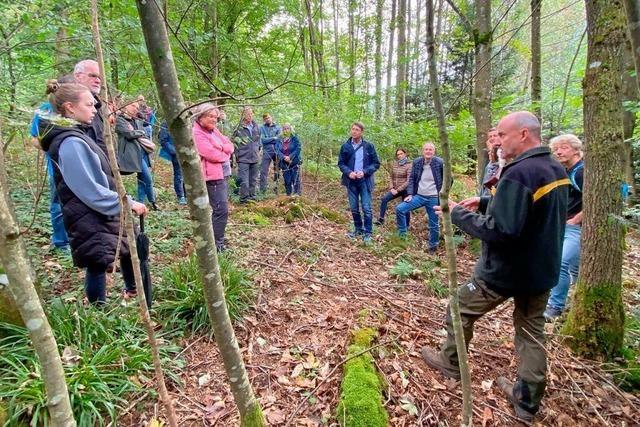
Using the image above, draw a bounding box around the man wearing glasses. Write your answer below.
[74,59,108,155]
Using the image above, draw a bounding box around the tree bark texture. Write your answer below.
[90,2,179,425]
[425,1,473,424]
[396,0,407,120]
[348,0,356,94]
[564,0,626,360]
[135,1,265,424]
[531,0,542,119]
[332,0,341,95]
[374,0,384,118]
[0,130,76,427]
[385,0,397,118]
[305,0,328,96]
[623,0,640,92]
[472,0,492,191]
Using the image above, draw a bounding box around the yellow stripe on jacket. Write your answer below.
[532,178,570,202]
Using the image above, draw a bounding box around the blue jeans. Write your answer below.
[283,165,301,195]
[347,180,373,235]
[378,190,408,222]
[547,224,581,310]
[396,194,440,249]
[47,155,69,248]
[137,153,156,203]
[170,155,184,198]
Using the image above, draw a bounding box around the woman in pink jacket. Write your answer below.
[192,104,234,251]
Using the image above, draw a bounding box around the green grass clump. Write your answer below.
[0,300,183,426]
[235,211,271,226]
[157,253,256,334]
[614,309,640,391]
[336,328,388,427]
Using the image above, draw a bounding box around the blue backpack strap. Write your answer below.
[568,161,583,192]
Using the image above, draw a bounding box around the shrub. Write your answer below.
[157,253,256,334]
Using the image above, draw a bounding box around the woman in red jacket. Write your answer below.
[192,104,234,252]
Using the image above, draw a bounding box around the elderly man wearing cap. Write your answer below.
[192,104,235,252]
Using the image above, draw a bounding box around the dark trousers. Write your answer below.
[206,179,229,250]
[378,190,408,222]
[170,155,185,199]
[441,277,549,413]
[259,148,278,192]
[238,162,258,202]
[85,255,135,304]
[283,165,301,195]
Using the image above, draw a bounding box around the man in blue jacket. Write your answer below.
[337,122,380,243]
[395,142,444,253]
[259,112,282,194]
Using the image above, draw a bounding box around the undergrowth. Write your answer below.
[157,253,256,334]
[0,300,183,426]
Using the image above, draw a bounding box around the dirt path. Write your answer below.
[151,172,640,426]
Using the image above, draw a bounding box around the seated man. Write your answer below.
[395,142,444,253]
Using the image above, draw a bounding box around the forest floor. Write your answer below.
[5,145,640,426]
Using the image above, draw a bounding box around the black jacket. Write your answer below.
[232,120,261,163]
[115,115,145,174]
[451,146,569,296]
[40,120,129,270]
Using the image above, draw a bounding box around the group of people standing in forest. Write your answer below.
[30,58,303,304]
[338,112,585,422]
[30,55,588,423]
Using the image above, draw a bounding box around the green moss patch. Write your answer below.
[336,328,388,427]
[244,196,347,224]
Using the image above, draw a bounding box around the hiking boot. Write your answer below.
[496,377,536,423]
[428,247,438,255]
[178,196,187,205]
[543,305,562,322]
[374,218,384,226]
[362,234,373,245]
[151,202,160,211]
[421,346,461,380]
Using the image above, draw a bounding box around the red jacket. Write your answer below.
[193,121,234,181]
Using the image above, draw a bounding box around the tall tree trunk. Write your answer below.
[54,11,70,76]
[564,0,626,360]
[208,0,220,80]
[305,0,328,96]
[473,0,492,191]
[348,0,356,94]
[425,1,473,424]
[374,0,384,118]
[385,0,397,117]
[0,127,76,427]
[621,42,638,202]
[623,0,640,92]
[90,2,179,425]
[412,0,422,88]
[333,0,341,95]
[406,0,412,88]
[531,0,542,119]
[135,1,265,424]
[396,0,407,120]
[0,29,17,116]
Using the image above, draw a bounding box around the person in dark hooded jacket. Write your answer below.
[39,80,147,304]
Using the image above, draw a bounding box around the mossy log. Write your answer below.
[336,328,388,427]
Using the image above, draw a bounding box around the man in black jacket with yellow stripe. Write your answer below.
[421,111,569,422]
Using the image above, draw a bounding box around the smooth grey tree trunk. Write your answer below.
[425,1,472,424]
[0,126,76,427]
[135,1,265,425]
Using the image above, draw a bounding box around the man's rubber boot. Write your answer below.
[497,376,538,423]
[421,346,461,380]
